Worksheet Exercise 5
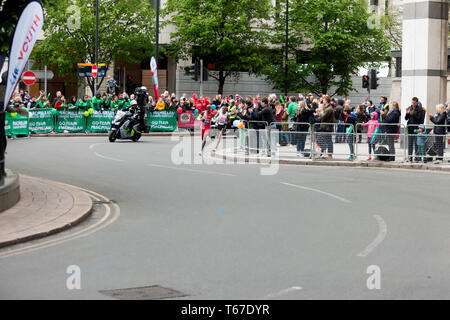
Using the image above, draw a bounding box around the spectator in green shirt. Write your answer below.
[286,96,298,116]
[122,93,131,110]
[35,95,50,109]
[109,95,120,110]
[91,92,103,111]
[101,93,112,110]
[68,96,78,110]
[286,96,298,136]
[76,95,91,112]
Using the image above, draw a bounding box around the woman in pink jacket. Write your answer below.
[363,112,380,161]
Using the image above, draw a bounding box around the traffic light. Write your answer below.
[362,75,369,89]
[189,58,200,81]
[370,68,379,90]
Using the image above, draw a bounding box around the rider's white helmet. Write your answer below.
[130,100,138,106]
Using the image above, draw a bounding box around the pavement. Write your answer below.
[1,136,450,300]
[0,174,93,248]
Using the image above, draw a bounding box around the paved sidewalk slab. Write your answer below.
[0,175,93,248]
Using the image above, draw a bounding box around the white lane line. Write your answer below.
[357,215,387,257]
[264,286,303,299]
[90,143,125,162]
[94,152,125,162]
[147,163,236,177]
[89,143,101,149]
[281,182,352,204]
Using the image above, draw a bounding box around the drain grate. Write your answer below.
[99,285,187,300]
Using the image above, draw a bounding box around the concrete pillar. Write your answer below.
[401,0,448,123]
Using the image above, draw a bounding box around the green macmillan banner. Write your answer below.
[28,108,54,133]
[148,110,177,132]
[87,110,114,133]
[5,113,29,136]
[56,110,86,133]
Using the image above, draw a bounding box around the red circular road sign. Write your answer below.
[92,64,98,78]
[22,71,36,85]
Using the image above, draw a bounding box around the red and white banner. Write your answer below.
[3,1,44,110]
[150,56,159,99]
[178,111,202,128]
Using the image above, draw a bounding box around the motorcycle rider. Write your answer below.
[134,86,149,132]
[126,100,145,134]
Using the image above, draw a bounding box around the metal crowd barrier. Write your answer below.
[310,123,356,160]
[405,124,449,163]
[243,121,268,154]
[237,121,449,164]
[269,122,312,158]
[355,123,406,162]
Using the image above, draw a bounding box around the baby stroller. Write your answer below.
[424,131,441,162]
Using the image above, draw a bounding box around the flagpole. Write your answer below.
[155,0,160,66]
[94,0,99,94]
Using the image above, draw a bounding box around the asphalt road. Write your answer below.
[1,136,450,299]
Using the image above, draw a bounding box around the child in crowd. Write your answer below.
[363,112,380,161]
[416,124,428,163]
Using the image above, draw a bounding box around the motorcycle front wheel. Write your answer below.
[109,130,118,142]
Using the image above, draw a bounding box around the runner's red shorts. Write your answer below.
[201,127,210,139]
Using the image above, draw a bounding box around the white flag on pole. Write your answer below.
[3,1,44,110]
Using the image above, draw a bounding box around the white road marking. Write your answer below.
[265,286,303,299]
[357,215,387,257]
[89,143,101,149]
[281,182,352,204]
[89,143,125,162]
[147,163,236,177]
[93,152,125,162]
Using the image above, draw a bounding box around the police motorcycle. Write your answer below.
[108,99,142,142]
[108,86,150,142]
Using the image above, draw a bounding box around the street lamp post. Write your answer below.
[284,0,288,97]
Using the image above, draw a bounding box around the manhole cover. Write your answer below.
[99,285,187,300]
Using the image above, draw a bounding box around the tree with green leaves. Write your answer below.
[32,0,155,94]
[383,3,402,51]
[261,0,303,94]
[265,0,391,96]
[164,0,271,95]
[0,0,32,54]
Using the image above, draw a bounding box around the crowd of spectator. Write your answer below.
[7,84,449,163]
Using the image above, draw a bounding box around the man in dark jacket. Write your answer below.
[243,101,261,153]
[319,96,335,159]
[255,97,275,128]
[334,99,345,142]
[255,97,275,155]
[405,97,426,161]
[381,101,401,161]
[428,104,448,163]
[343,106,357,160]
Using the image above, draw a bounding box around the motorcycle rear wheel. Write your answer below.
[132,132,141,142]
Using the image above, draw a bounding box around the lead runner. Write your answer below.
[198,104,212,156]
